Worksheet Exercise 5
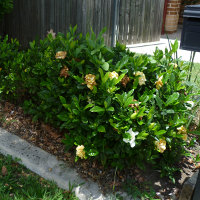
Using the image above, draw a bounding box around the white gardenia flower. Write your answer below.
[87,96,94,104]
[123,128,139,148]
[185,101,194,110]
[135,71,147,86]
[109,71,119,80]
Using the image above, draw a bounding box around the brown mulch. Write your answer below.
[0,100,199,200]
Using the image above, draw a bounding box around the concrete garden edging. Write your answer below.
[0,127,132,200]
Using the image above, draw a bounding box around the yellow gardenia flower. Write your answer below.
[0,68,2,71]
[55,51,67,59]
[177,126,187,141]
[182,134,187,141]
[177,126,187,135]
[135,71,146,86]
[109,71,119,80]
[76,145,85,159]
[155,139,166,153]
[85,74,97,90]
[148,122,156,130]
[169,63,178,69]
[155,76,163,90]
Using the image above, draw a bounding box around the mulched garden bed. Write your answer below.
[0,100,199,200]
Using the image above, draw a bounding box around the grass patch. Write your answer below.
[0,154,78,200]
[191,62,200,86]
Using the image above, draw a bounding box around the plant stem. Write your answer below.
[112,166,118,192]
[188,51,196,82]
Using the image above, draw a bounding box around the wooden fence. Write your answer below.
[118,0,165,44]
[0,0,165,47]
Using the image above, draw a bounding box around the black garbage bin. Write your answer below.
[180,5,200,52]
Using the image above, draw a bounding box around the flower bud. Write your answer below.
[131,113,137,119]
[149,123,155,130]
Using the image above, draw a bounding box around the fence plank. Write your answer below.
[157,0,165,41]
[118,0,125,43]
[104,0,108,45]
[109,0,113,45]
[128,0,135,44]
[142,0,150,43]
[76,0,82,33]
[123,0,130,44]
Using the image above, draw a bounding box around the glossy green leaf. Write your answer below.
[155,95,163,109]
[57,113,68,121]
[97,125,106,132]
[59,96,66,104]
[137,131,149,140]
[155,130,166,136]
[83,103,94,110]
[166,92,179,106]
[88,149,99,157]
[102,62,109,71]
[124,96,134,107]
[90,106,105,112]
[137,106,146,117]
[107,107,114,112]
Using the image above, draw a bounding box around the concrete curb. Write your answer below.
[193,170,200,200]
[179,171,199,200]
[0,127,133,200]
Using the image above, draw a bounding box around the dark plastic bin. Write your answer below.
[180,5,200,52]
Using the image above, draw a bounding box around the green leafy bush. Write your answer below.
[0,27,198,177]
[0,35,24,101]
[0,0,13,20]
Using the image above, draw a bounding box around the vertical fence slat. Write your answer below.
[86,0,91,34]
[123,0,130,44]
[128,0,135,44]
[92,0,97,34]
[134,1,139,44]
[149,0,154,42]
[157,0,165,41]
[82,0,87,36]
[154,0,159,41]
[108,0,113,45]
[118,0,124,43]
[107,0,112,45]
[65,0,70,31]
[138,0,145,43]
[142,0,150,43]
[76,0,82,33]
[102,0,108,45]
[89,0,94,33]
[97,0,101,36]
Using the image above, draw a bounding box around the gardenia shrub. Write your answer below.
[0,27,198,178]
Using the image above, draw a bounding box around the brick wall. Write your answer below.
[165,0,181,33]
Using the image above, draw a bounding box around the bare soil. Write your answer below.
[0,100,199,200]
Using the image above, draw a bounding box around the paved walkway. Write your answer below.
[127,27,200,63]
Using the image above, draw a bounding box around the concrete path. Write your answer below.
[127,26,200,63]
[0,127,132,200]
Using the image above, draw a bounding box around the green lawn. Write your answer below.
[0,154,78,200]
[191,62,200,86]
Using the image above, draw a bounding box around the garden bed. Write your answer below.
[0,27,200,199]
[0,100,199,199]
